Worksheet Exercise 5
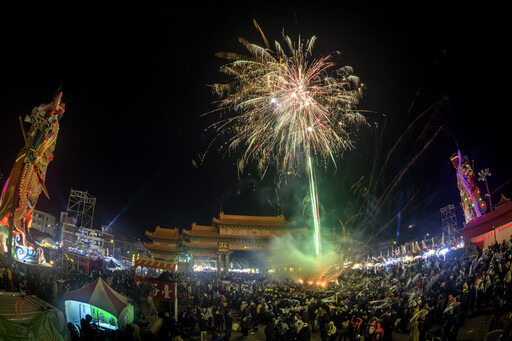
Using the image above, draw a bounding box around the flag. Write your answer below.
[441,233,445,245]
[431,237,435,248]
[422,240,427,249]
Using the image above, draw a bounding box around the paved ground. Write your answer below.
[186,308,496,341]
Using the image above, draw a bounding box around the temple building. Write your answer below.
[144,212,302,274]
[464,195,512,250]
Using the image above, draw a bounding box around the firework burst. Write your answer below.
[208,20,366,177]
[208,20,366,257]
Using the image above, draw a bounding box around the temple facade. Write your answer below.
[144,212,302,274]
[464,196,512,250]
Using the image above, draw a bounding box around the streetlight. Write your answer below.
[478,168,493,212]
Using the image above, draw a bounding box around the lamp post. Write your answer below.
[478,168,493,212]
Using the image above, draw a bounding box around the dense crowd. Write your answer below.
[160,240,512,341]
[0,255,134,308]
[2,238,512,341]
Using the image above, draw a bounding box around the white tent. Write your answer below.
[63,277,133,330]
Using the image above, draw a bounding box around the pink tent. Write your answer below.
[63,277,130,318]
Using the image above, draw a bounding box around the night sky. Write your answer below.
[1,3,508,244]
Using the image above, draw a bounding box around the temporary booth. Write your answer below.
[0,291,68,340]
[63,277,133,331]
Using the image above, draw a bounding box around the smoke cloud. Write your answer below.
[264,227,343,281]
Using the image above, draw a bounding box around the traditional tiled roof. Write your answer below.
[186,224,220,237]
[144,214,299,257]
[212,212,294,227]
[496,194,511,208]
[185,222,294,239]
[145,226,181,240]
[143,242,181,252]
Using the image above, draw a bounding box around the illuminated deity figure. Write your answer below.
[0,93,65,264]
[451,150,486,224]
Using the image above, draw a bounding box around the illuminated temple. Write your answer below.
[144,212,302,274]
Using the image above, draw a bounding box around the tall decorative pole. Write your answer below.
[478,168,493,212]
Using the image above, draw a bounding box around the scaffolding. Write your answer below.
[440,204,458,236]
[66,189,96,229]
[62,189,97,254]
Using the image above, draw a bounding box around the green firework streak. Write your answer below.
[308,154,322,256]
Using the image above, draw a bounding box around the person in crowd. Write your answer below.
[200,309,209,341]
[265,319,276,341]
[241,314,252,337]
[225,311,233,339]
[298,322,311,341]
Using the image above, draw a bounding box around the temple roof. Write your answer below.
[144,214,299,257]
[464,201,512,240]
[145,226,180,240]
[143,242,181,252]
[212,212,294,227]
[186,224,220,238]
[496,194,511,208]
[184,232,275,240]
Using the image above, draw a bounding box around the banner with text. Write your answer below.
[134,276,177,302]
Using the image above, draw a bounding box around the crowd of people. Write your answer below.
[2,238,512,341]
[159,239,512,341]
[0,254,134,309]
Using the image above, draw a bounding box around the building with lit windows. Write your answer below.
[113,234,147,262]
[60,211,114,257]
[31,209,58,239]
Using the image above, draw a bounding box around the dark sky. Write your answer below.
[0,3,508,243]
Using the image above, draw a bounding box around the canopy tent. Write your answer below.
[104,257,128,270]
[132,258,177,272]
[0,291,68,340]
[63,277,133,330]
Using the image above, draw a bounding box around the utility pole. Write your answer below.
[478,168,493,212]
